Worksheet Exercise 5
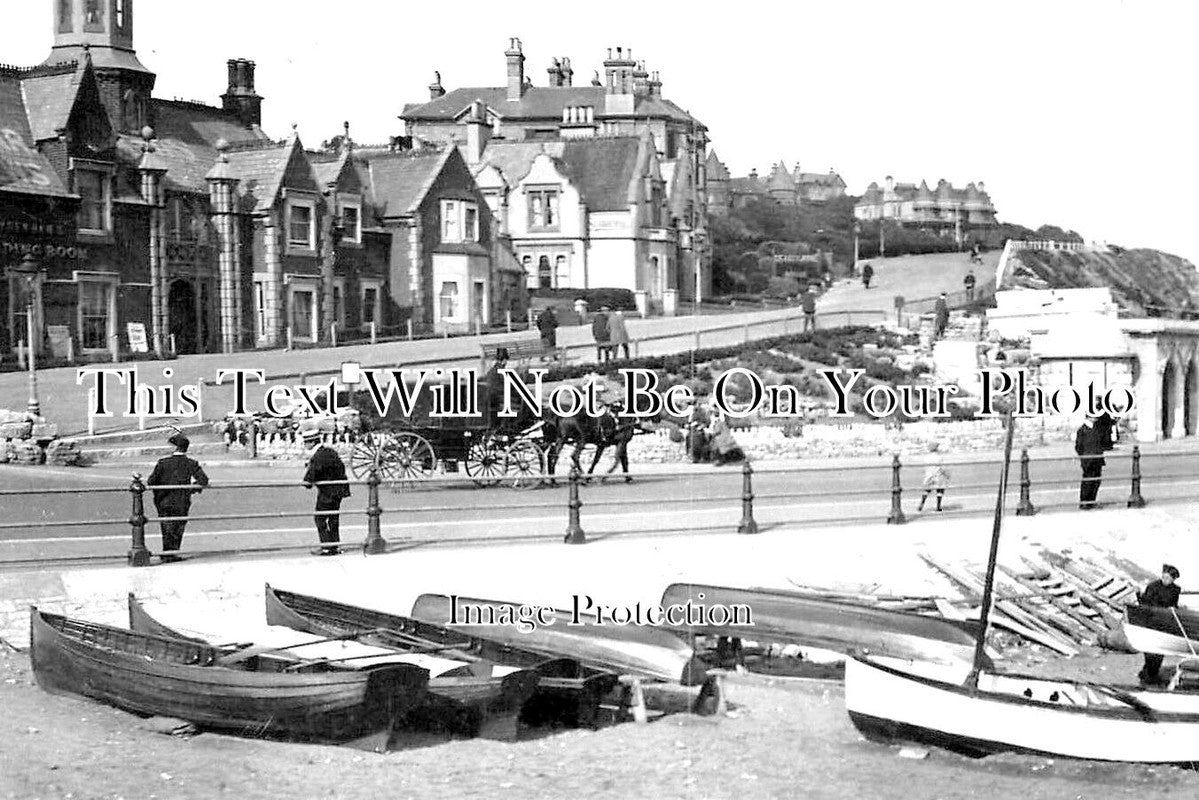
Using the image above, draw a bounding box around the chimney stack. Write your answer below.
[547,57,563,88]
[465,100,491,165]
[505,37,525,101]
[632,61,649,98]
[561,57,573,87]
[428,70,445,100]
[221,58,263,129]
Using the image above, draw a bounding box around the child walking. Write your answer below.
[918,441,950,512]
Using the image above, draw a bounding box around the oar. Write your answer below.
[217,629,389,666]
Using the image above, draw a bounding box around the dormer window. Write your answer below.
[527,188,559,230]
[340,201,361,244]
[74,165,111,234]
[286,197,316,251]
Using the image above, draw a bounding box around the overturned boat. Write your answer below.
[658,582,989,668]
[1122,604,1199,657]
[410,593,708,685]
[31,606,428,746]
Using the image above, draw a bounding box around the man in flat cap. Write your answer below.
[146,432,209,562]
[302,428,351,555]
[1074,414,1107,509]
[1137,564,1182,685]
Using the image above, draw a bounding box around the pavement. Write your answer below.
[2,480,1198,650]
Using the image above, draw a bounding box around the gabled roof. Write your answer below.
[360,147,454,218]
[795,171,845,187]
[403,86,705,129]
[0,66,74,197]
[221,133,312,212]
[705,150,729,180]
[767,161,793,191]
[150,99,268,149]
[556,137,644,211]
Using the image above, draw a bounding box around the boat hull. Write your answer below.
[659,583,986,667]
[411,593,706,685]
[31,608,428,744]
[1122,622,1196,657]
[264,586,617,730]
[1123,605,1199,656]
[845,655,1199,763]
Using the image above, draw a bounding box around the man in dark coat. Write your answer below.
[1137,564,1182,685]
[302,428,351,555]
[963,270,977,302]
[536,306,558,354]
[933,293,950,339]
[146,433,209,562]
[1074,415,1107,509]
[861,262,874,289]
[592,308,611,363]
[801,285,818,332]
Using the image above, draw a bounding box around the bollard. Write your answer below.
[405,319,412,342]
[331,322,338,348]
[886,454,906,524]
[363,467,387,554]
[1015,448,1036,516]
[737,461,759,534]
[128,473,151,567]
[372,321,379,345]
[1128,445,1147,508]
[506,310,512,333]
[564,466,586,544]
[248,416,258,459]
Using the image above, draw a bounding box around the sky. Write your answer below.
[2,0,1196,264]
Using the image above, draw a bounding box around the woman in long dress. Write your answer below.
[918,441,950,512]
[707,411,745,466]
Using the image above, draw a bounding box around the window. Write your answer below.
[84,0,102,27]
[361,286,379,325]
[115,0,126,29]
[527,189,559,230]
[522,255,535,288]
[554,255,569,288]
[341,205,361,243]
[291,290,315,340]
[287,200,314,248]
[440,200,479,243]
[332,285,344,327]
[439,282,459,320]
[76,169,110,233]
[254,281,266,339]
[79,281,113,350]
[538,256,551,289]
[58,0,72,32]
[650,182,664,227]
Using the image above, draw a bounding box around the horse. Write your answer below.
[543,402,653,483]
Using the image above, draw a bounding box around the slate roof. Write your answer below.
[474,136,645,212]
[767,162,793,191]
[856,178,993,206]
[223,138,301,212]
[359,148,452,218]
[0,67,74,197]
[705,151,729,180]
[19,68,80,142]
[795,171,846,187]
[403,86,704,129]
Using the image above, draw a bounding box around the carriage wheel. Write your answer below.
[465,437,506,487]
[504,439,546,490]
[384,432,437,489]
[348,432,398,480]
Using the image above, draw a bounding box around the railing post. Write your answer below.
[737,461,759,534]
[363,467,387,554]
[248,416,258,459]
[1015,448,1036,516]
[128,472,151,567]
[1127,445,1147,508]
[886,454,906,525]
[564,466,586,544]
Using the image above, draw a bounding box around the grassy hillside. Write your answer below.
[1003,248,1199,314]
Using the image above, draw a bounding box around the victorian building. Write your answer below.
[1,0,515,358]
[854,176,998,244]
[704,153,847,215]
[401,39,711,301]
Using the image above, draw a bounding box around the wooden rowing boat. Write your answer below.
[1123,604,1199,657]
[126,593,540,739]
[844,416,1199,764]
[263,585,619,728]
[410,593,707,685]
[658,582,990,668]
[31,606,428,746]
[846,654,1199,762]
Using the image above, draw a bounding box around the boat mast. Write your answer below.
[966,411,1017,689]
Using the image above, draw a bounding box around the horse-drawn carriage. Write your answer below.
[346,375,547,489]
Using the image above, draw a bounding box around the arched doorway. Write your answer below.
[1161,361,1176,439]
[168,279,197,354]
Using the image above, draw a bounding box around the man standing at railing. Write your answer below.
[802,285,818,332]
[302,428,351,556]
[1075,414,1106,509]
[147,433,209,563]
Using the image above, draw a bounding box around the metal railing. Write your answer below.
[0,443,1193,569]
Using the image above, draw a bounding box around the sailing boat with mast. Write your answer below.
[843,415,1199,764]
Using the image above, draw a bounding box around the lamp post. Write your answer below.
[12,254,43,418]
